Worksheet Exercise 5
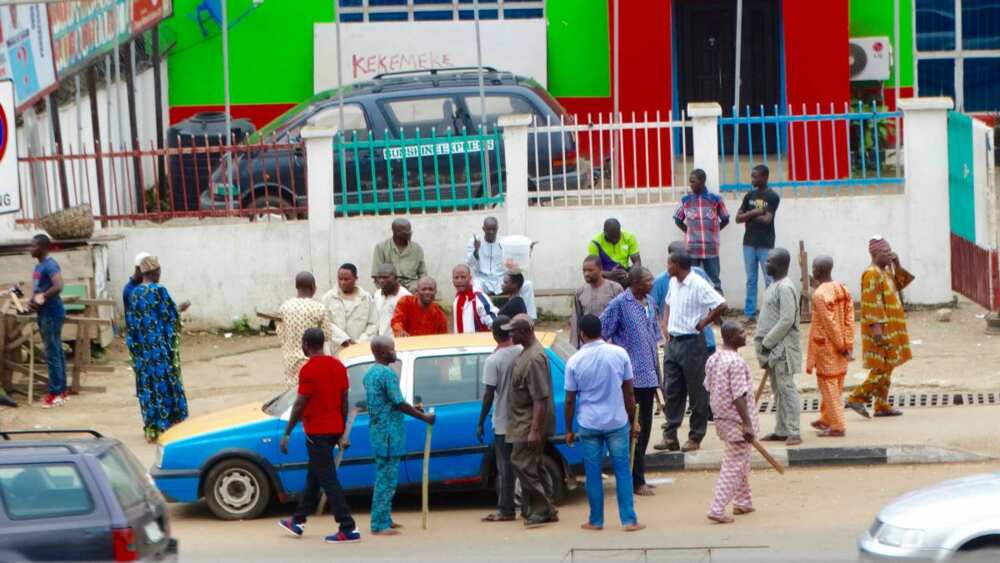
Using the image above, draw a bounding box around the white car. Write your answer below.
[859,473,1000,561]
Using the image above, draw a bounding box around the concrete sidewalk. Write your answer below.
[640,402,999,472]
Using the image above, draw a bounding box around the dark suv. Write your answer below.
[0,430,177,562]
[200,68,591,217]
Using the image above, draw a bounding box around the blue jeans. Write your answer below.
[742,246,773,318]
[37,314,66,395]
[692,257,723,294]
[579,424,637,527]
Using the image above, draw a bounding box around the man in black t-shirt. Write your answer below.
[735,165,781,323]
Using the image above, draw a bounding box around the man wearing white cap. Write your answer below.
[123,251,151,318]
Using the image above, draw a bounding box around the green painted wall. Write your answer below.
[546,0,610,98]
[849,0,913,88]
[166,0,334,107]
[165,0,609,109]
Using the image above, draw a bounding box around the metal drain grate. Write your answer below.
[753,391,1000,414]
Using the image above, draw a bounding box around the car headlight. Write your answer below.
[876,523,925,548]
[154,444,164,468]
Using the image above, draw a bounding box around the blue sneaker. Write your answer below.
[278,519,304,537]
[325,531,361,544]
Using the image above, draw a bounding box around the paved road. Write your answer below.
[167,460,1000,562]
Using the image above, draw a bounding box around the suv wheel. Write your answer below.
[247,194,295,222]
[513,453,568,509]
[204,459,272,520]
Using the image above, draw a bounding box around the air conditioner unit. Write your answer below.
[849,37,892,82]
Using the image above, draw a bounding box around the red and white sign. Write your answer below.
[132,0,172,35]
[314,20,547,92]
[0,79,20,215]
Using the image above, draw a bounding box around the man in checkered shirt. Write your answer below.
[673,169,730,293]
[704,321,760,524]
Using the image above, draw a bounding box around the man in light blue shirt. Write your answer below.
[651,241,716,354]
[564,314,644,532]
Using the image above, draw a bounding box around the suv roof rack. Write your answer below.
[370,69,519,93]
[372,67,500,80]
[0,429,104,440]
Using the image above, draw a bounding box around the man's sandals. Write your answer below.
[482,512,516,522]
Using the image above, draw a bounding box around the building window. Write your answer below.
[337,0,544,22]
[914,0,1000,112]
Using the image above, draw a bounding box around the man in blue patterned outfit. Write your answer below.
[365,336,436,535]
[599,267,660,497]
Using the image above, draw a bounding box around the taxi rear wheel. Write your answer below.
[204,459,272,520]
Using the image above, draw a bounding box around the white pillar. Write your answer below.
[499,113,532,235]
[899,97,953,304]
[687,102,723,192]
[302,124,338,291]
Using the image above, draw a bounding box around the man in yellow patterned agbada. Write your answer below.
[846,237,914,418]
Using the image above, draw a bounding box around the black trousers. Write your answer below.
[292,433,356,534]
[663,335,710,443]
[631,387,656,487]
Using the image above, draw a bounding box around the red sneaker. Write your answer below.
[40,394,65,409]
[60,391,69,402]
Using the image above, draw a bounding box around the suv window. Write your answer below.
[347,361,402,412]
[0,463,94,520]
[412,354,485,406]
[98,448,147,509]
[289,103,370,141]
[384,97,461,137]
[462,94,539,126]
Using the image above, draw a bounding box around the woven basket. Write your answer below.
[39,204,95,241]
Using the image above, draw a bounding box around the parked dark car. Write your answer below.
[200,68,592,218]
[0,430,177,562]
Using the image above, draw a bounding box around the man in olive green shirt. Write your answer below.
[372,218,428,293]
[587,218,642,287]
[504,314,557,527]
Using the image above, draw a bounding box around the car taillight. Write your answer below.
[552,150,577,172]
[112,527,138,561]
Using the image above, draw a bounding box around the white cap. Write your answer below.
[134,251,152,268]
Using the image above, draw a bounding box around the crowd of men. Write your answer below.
[265,163,916,542]
[5,163,916,542]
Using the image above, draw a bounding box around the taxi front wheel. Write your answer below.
[204,458,272,520]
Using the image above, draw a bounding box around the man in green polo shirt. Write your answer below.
[587,218,642,287]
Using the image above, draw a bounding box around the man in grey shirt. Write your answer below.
[755,248,803,445]
[476,315,523,521]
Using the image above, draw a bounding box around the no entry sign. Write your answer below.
[0,80,20,215]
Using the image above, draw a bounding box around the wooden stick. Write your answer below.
[751,439,785,475]
[629,403,640,470]
[421,408,435,530]
[754,368,771,403]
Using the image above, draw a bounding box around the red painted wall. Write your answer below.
[783,0,851,180]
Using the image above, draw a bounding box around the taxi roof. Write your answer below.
[337,331,559,361]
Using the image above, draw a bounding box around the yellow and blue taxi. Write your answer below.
[151,332,581,520]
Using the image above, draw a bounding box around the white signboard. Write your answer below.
[0,80,19,214]
[314,20,547,93]
[0,4,58,112]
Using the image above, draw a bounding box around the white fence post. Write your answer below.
[302,125,338,291]
[898,97,954,304]
[687,102,723,192]
[499,113,533,235]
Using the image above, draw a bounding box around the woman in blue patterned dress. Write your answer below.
[126,255,190,442]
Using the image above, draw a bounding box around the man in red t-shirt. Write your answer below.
[278,328,360,544]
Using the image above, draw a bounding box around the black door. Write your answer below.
[675,0,781,154]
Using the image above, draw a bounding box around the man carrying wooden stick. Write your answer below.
[806,256,855,437]
[755,248,803,446]
[704,321,760,524]
[365,336,435,536]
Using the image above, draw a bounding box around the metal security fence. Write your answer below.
[717,102,904,194]
[16,136,306,227]
[333,126,505,216]
[527,111,692,207]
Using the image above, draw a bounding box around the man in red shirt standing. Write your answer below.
[278,328,360,544]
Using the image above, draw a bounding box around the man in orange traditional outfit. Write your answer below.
[846,237,914,418]
[805,256,855,437]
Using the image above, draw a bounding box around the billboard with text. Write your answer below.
[0,5,58,112]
